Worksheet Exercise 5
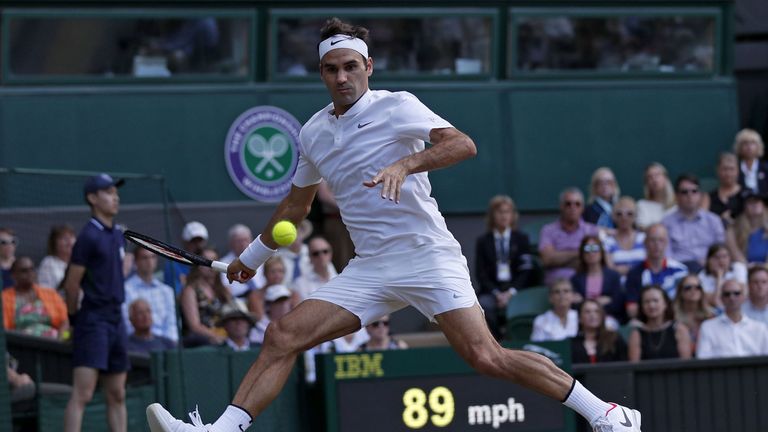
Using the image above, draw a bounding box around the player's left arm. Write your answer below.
[364,127,476,203]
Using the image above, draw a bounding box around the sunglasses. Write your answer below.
[582,244,601,253]
[677,188,699,195]
[0,238,17,246]
[614,210,634,217]
[368,320,389,328]
[722,291,742,298]
[564,201,583,208]
[682,284,702,291]
[310,249,330,257]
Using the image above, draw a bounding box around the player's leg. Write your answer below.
[102,372,127,432]
[436,305,641,431]
[147,299,361,432]
[63,367,99,432]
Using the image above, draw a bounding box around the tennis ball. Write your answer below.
[272,220,297,246]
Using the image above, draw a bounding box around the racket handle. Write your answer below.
[211,260,229,273]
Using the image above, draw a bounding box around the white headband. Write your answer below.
[318,34,369,60]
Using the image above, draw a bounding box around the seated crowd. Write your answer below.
[477,128,768,364]
[3,128,768,386]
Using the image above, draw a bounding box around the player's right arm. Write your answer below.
[227,183,320,283]
[62,263,86,316]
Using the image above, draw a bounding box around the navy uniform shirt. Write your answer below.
[71,217,125,320]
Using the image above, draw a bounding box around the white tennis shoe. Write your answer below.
[147,403,211,432]
[592,403,642,432]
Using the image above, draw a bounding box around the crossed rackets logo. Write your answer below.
[246,130,291,180]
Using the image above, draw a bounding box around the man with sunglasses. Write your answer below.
[697,279,768,359]
[291,236,337,303]
[0,227,18,289]
[539,187,599,285]
[662,174,724,273]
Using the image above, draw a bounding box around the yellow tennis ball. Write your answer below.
[272,220,297,246]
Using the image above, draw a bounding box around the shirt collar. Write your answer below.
[328,89,372,118]
[595,197,612,213]
[493,228,511,239]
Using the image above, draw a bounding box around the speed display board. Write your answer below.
[318,341,574,432]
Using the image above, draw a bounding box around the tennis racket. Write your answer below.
[123,230,229,273]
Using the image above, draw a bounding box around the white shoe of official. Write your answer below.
[592,402,642,432]
[147,403,211,432]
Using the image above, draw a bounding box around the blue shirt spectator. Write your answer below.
[123,248,179,342]
[126,298,177,356]
[164,221,209,295]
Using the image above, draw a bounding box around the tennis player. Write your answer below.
[147,18,642,432]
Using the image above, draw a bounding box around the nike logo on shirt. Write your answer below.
[619,408,632,427]
[358,121,374,129]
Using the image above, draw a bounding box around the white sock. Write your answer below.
[562,380,611,424]
[210,405,253,432]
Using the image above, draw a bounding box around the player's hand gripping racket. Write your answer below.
[123,230,229,273]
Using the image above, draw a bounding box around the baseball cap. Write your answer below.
[264,284,292,303]
[182,221,209,242]
[83,173,124,197]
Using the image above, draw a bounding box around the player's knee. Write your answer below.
[105,386,125,405]
[263,320,302,355]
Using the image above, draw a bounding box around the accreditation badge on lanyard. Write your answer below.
[497,261,512,282]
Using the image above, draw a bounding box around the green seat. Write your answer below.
[506,286,551,320]
[506,316,538,342]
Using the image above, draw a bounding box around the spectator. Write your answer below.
[180,248,230,347]
[705,152,743,226]
[584,167,620,228]
[125,298,176,356]
[276,220,321,286]
[37,224,76,292]
[219,302,257,352]
[291,236,338,304]
[251,284,293,345]
[697,279,768,359]
[220,224,264,300]
[697,243,747,309]
[539,187,599,285]
[247,256,286,320]
[726,191,768,264]
[628,285,692,361]
[571,299,627,364]
[673,274,715,355]
[475,195,534,338]
[164,221,209,295]
[2,256,69,339]
[122,247,179,343]
[316,180,355,271]
[63,173,128,432]
[530,279,579,342]
[625,224,688,318]
[570,235,624,326]
[0,227,18,289]
[324,329,370,354]
[743,266,768,326]
[734,128,768,195]
[636,162,676,230]
[603,196,646,277]
[360,315,408,350]
[663,173,725,271]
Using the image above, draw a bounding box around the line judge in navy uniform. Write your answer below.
[63,174,129,432]
[475,195,534,338]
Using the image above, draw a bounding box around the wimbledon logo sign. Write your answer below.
[225,106,301,202]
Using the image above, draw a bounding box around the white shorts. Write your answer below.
[307,244,478,325]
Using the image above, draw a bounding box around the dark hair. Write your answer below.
[578,299,619,357]
[674,173,700,192]
[10,256,33,273]
[319,17,370,45]
[46,224,75,256]
[637,285,675,323]
[704,243,729,275]
[748,264,768,282]
[576,235,606,273]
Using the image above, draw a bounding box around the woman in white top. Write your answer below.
[636,162,676,230]
[604,196,646,276]
[697,243,747,309]
[37,224,76,291]
[530,279,578,341]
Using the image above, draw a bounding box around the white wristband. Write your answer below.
[238,235,275,270]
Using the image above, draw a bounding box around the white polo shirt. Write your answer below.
[294,89,459,258]
[696,314,768,359]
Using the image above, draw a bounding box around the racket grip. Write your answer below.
[211,261,229,273]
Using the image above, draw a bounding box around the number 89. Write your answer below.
[402,386,455,429]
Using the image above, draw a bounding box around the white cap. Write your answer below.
[182,221,209,242]
[264,284,291,302]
